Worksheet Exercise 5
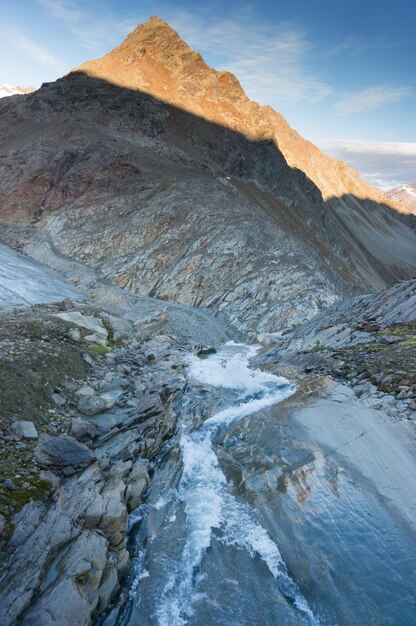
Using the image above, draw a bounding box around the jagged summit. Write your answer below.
[74,16,267,138]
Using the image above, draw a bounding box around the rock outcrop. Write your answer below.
[0,297,202,625]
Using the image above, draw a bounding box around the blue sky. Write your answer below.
[1,0,416,188]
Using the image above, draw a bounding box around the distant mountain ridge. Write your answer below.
[384,183,416,215]
[0,17,415,334]
[0,84,35,98]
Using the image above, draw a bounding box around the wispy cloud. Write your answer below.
[334,85,412,115]
[323,35,392,59]
[37,0,83,25]
[37,0,139,50]
[8,28,67,73]
[165,10,332,105]
[38,2,333,104]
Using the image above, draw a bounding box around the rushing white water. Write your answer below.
[155,342,319,625]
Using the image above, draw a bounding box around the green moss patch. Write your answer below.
[88,344,110,355]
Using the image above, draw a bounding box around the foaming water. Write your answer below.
[154,343,319,625]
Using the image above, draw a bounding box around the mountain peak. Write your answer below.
[125,15,183,44]
[74,16,259,134]
[72,18,397,207]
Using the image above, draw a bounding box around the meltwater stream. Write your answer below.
[107,342,416,626]
[155,343,316,625]
[111,342,321,626]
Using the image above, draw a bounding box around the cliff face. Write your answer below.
[0,17,415,334]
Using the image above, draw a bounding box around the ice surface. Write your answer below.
[0,243,82,307]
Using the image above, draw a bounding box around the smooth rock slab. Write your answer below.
[35,434,96,474]
[54,311,108,342]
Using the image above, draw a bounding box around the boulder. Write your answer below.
[126,461,150,511]
[99,479,128,547]
[133,380,145,398]
[20,578,92,626]
[10,420,38,439]
[75,386,95,399]
[396,389,408,400]
[70,418,97,442]
[97,566,119,613]
[377,335,405,345]
[35,434,96,474]
[78,396,107,416]
[58,298,74,311]
[51,393,66,406]
[195,345,217,357]
[54,311,108,343]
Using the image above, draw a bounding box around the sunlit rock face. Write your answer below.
[0,17,415,334]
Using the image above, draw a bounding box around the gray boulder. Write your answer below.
[126,461,150,511]
[10,421,38,439]
[70,418,97,442]
[35,434,96,475]
[78,396,107,416]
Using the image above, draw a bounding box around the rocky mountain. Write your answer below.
[0,16,415,335]
[0,84,35,98]
[1,18,416,624]
[384,182,416,215]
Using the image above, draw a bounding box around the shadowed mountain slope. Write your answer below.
[0,18,415,334]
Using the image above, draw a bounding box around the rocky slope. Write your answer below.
[0,17,415,335]
[0,244,414,625]
[0,241,233,625]
[261,278,416,420]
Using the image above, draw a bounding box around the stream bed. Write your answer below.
[106,342,416,626]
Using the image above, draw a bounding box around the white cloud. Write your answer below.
[320,140,416,156]
[318,140,416,190]
[8,29,67,73]
[334,85,412,115]
[164,11,333,104]
[361,174,405,191]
